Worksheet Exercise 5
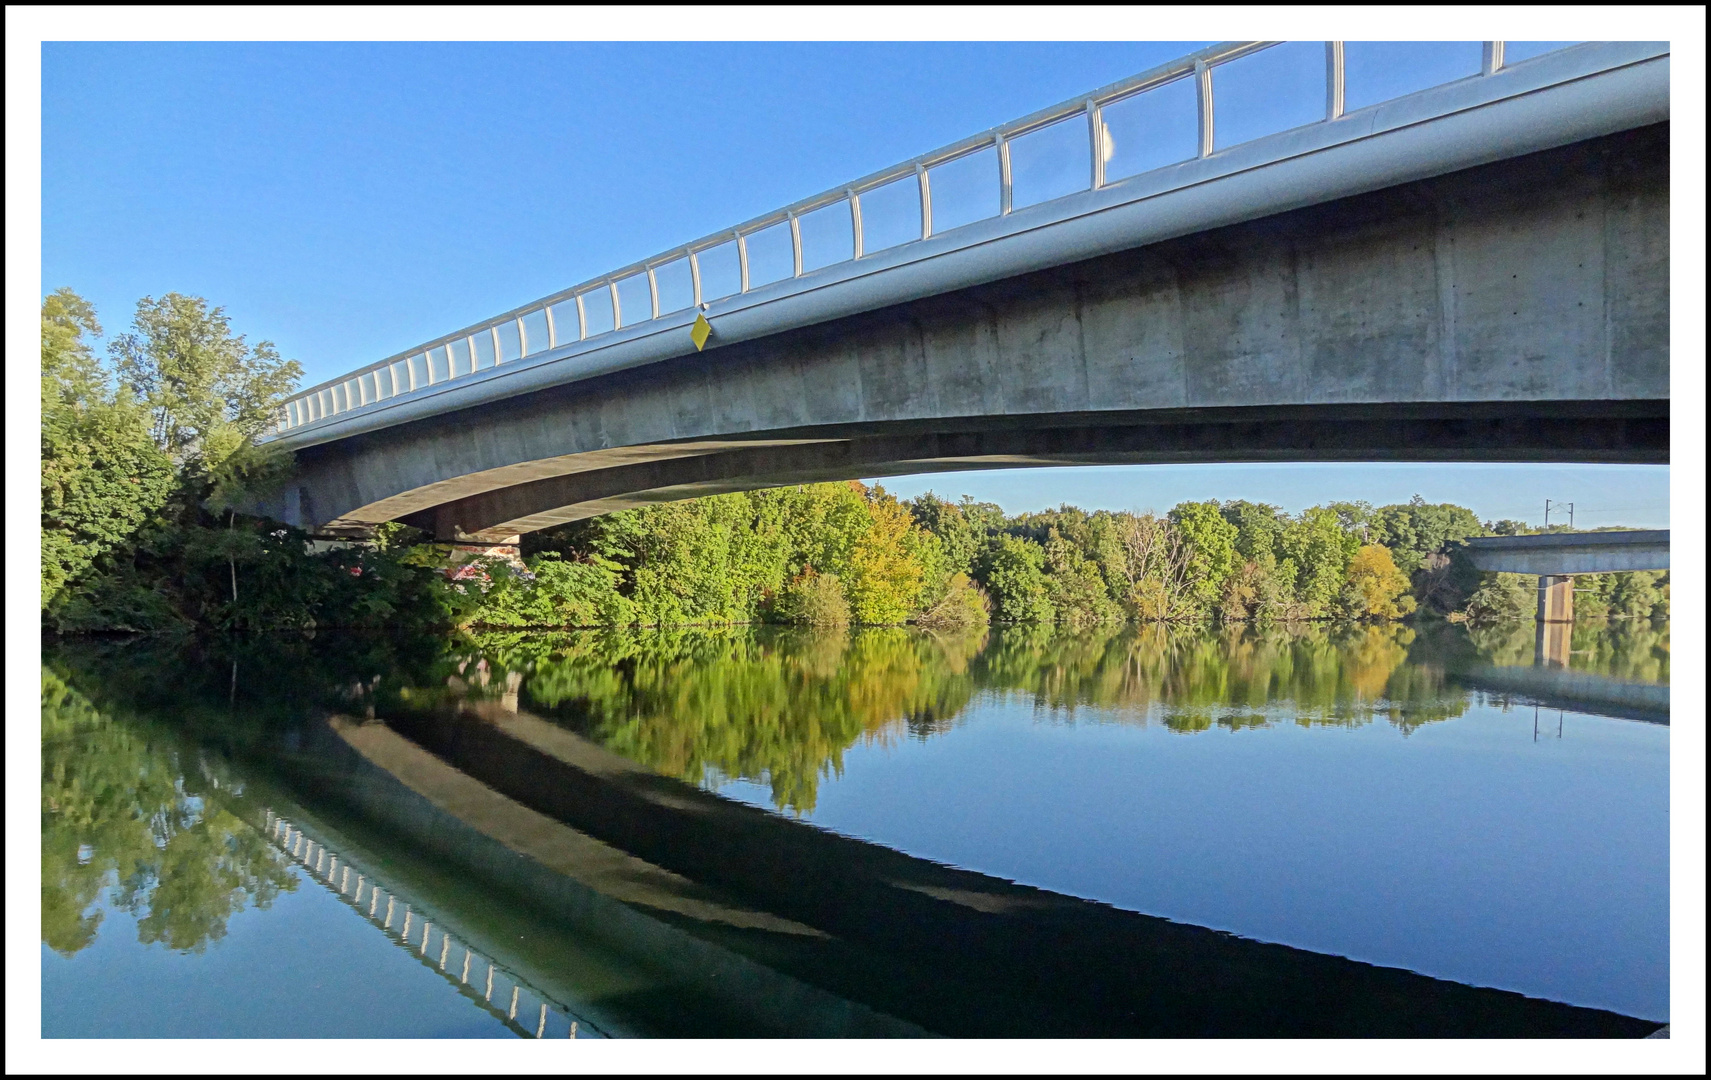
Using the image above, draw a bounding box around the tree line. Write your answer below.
[41,289,1668,634]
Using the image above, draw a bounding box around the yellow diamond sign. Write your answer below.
[690,312,713,352]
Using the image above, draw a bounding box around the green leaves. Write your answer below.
[40,290,175,610]
[110,293,302,469]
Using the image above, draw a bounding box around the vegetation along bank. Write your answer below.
[42,290,1669,635]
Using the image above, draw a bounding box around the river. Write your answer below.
[40,619,1669,1037]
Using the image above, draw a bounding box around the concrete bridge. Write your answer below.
[256,42,1670,542]
[1461,528,1669,666]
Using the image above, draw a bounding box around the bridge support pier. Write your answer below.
[1536,575,1575,668]
[1538,575,1575,624]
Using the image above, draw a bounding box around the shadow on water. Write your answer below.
[43,622,1666,1038]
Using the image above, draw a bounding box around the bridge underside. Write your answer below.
[390,402,1665,541]
[274,125,1669,542]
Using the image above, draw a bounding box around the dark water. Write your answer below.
[40,619,1669,1037]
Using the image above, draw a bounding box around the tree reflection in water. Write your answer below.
[460,622,1474,815]
[1457,619,1671,683]
[40,668,295,956]
[40,616,1667,952]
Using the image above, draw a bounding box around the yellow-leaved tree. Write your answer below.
[846,487,927,624]
[1344,544,1417,620]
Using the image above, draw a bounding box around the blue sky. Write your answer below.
[40,40,1669,528]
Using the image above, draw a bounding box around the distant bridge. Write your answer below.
[255,42,1670,542]
[1462,529,1669,639]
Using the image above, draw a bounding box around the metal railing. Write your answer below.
[264,809,608,1039]
[274,40,1582,433]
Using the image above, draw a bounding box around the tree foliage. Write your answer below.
[110,293,302,467]
[41,290,175,609]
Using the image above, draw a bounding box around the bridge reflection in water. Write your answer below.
[291,692,1661,1038]
[260,809,603,1039]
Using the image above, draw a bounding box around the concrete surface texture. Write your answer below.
[267,126,1668,541]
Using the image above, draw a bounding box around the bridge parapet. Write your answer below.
[266,40,1667,450]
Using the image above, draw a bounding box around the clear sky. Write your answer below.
[39,39,1670,529]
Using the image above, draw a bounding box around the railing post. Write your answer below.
[1482,41,1504,75]
[789,211,803,278]
[1086,99,1105,190]
[916,163,932,239]
[847,189,864,258]
[1325,41,1345,120]
[646,265,661,319]
[688,248,703,306]
[736,230,751,292]
[1195,60,1214,157]
[996,133,1012,214]
[606,281,620,330]
[573,293,588,341]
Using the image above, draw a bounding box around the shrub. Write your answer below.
[914,573,991,630]
[772,570,851,627]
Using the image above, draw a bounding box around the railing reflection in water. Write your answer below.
[261,809,605,1039]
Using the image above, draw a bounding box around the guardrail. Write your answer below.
[274,40,1586,434]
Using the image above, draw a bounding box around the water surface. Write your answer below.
[41,619,1669,1035]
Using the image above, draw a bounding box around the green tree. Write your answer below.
[1043,529,1123,626]
[906,492,983,579]
[111,293,302,468]
[40,290,175,609]
[772,569,853,627]
[977,535,1055,623]
[1368,496,1486,576]
[1279,506,1359,618]
[1169,501,1238,612]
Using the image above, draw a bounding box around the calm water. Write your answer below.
[41,619,1669,1037]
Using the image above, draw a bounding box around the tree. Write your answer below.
[1169,501,1238,612]
[111,293,302,468]
[1280,506,1358,618]
[847,489,927,624]
[906,492,982,579]
[1342,544,1417,620]
[40,290,174,609]
[1368,496,1485,576]
[977,535,1054,623]
[1043,530,1122,626]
